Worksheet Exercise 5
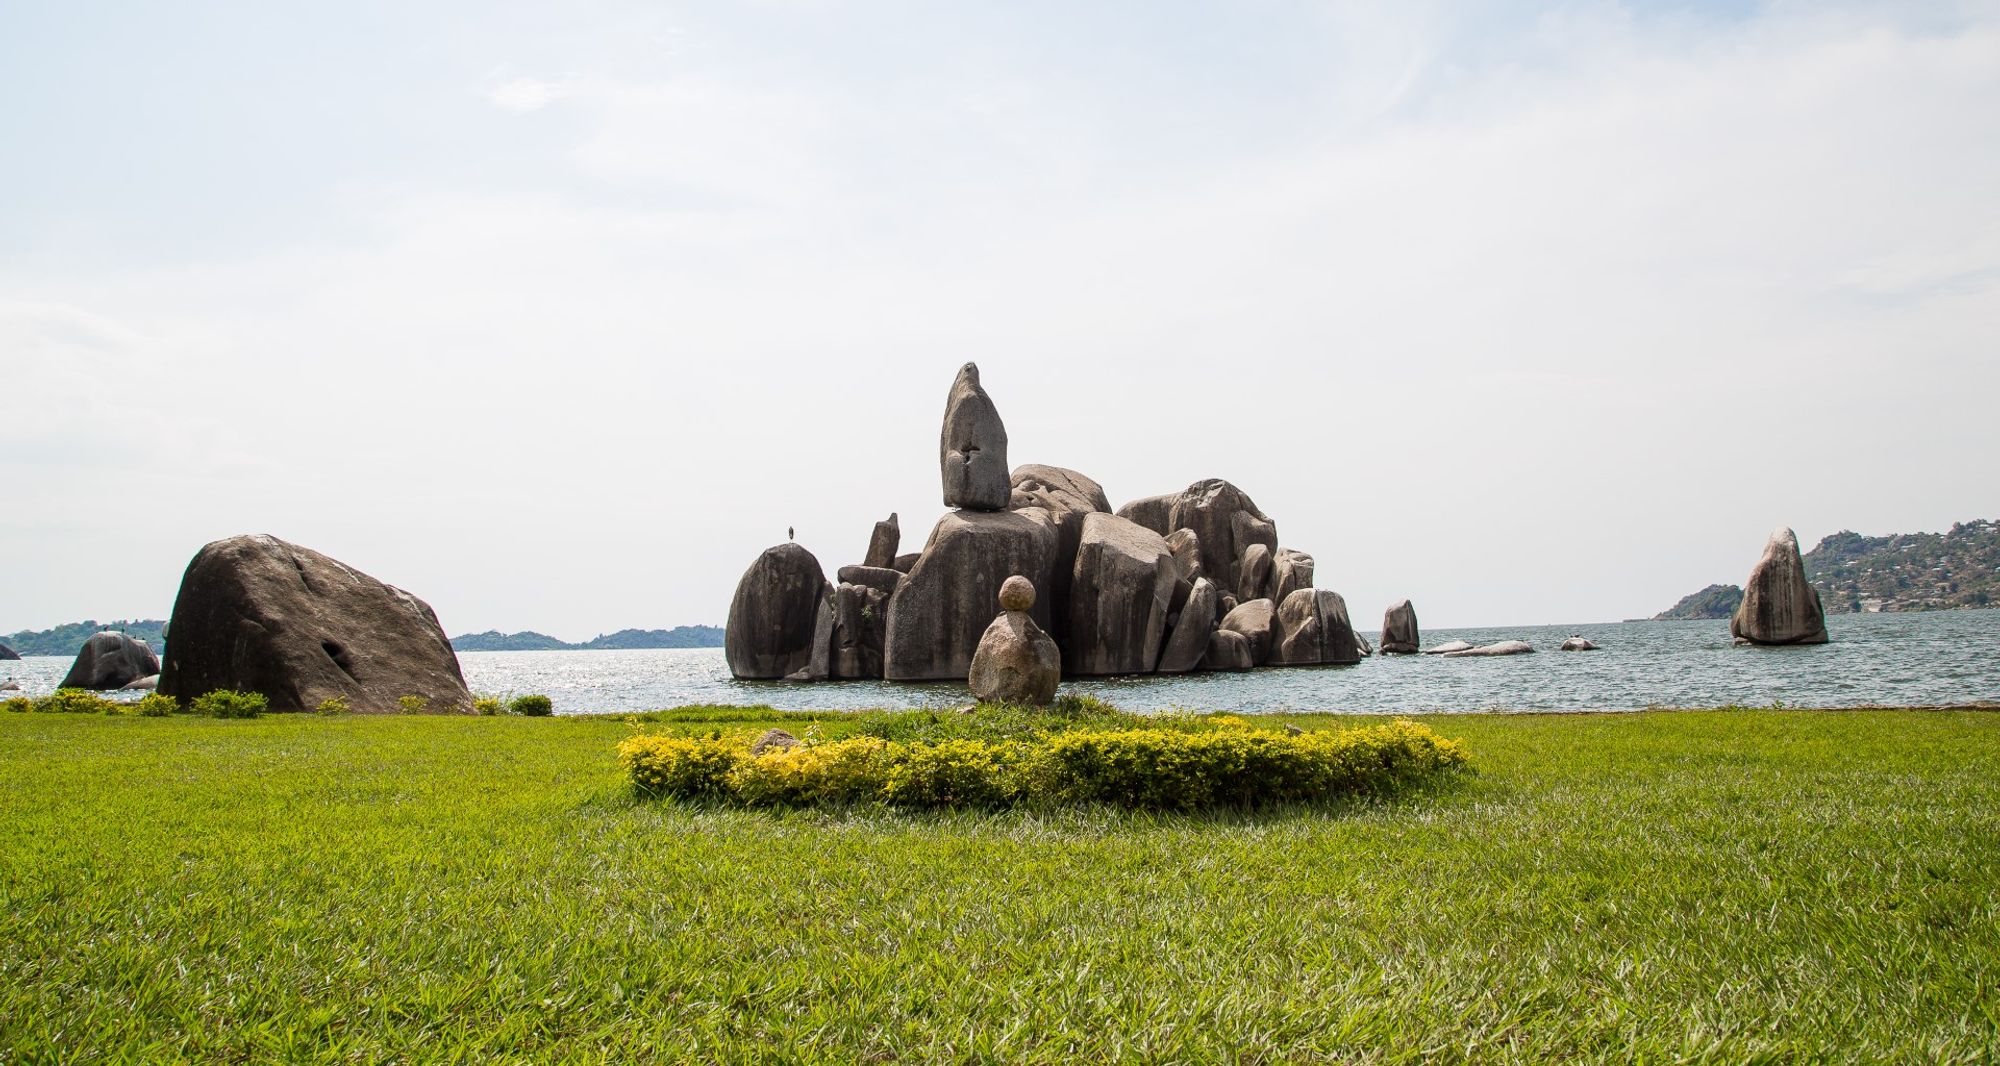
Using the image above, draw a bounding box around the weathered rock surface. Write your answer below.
[1201,628,1255,672]
[1165,529,1203,583]
[884,509,1057,681]
[1731,527,1829,646]
[1380,599,1420,654]
[726,543,830,680]
[1560,636,1599,651]
[1442,640,1536,658]
[1354,631,1374,657]
[751,728,799,755]
[1168,480,1277,599]
[158,535,471,713]
[892,552,921,574]
[863,513,901,569]
[1423,640,1474,655]
[836,565,904,597]
[832,583,889,679]
[1270,589,1363,666]
[0,642,18,661]
[787,591,837,681]
[1271,549,1314,609]
[1157,577,1219,674]
[940,363,1010,511]
[59,632,161,690]
[1237,542,1274,603]
[1011,464,1112,643]
[1115,494,1176,537]
[121,675,159,690]
[968,576,1061,705]
[1067,513,1176,675]
[1217,598,1277,666]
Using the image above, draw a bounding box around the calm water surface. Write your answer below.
[8,611,1994,715]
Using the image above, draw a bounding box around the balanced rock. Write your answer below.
[1380,599,1420,654]
[1201,628,1255,672]
[1067,513,1176,675]
[1560,636,1599,652]
[1217,598,1278,666]
[60,632,160,691]
[940,363,1010,511]
[726,542,831,680]
[1157,577,1219,674]
[1168,480,1277,601]
[158,535,471,713]
[1270,588,1363,666]
[863,513,901,569]
[1114,494,1176,537]
[884,508,1057,681]
[836,565,903,597]
[1271,549,1314,609]
[1443,640,1535,658]
[1237,542,1274,603]
[1423,640,1475,655]
[968,576,1061,705]
[0,641,18,661]
[1731,527,1829,646]
[831,583,889,679]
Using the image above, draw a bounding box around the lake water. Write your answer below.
[11,610,1995,715]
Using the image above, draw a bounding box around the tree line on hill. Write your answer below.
[448,627,725,652]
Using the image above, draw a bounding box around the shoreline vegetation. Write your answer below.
[4,704,1996,1060]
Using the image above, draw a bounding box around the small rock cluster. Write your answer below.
[724,363,1422,695]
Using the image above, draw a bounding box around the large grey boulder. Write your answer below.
[725,542,831,680]
[884,508,1058,681]
[831,583,889,679]
[1443,640,1535,658]
[1271,549,1314,609]
[940,363,1010,511]
[1237,542,1274,603]
[0,642,19,661]
[1270,589,1362,666]
[1157,577,1219,674]
[1201,628,1255,672]
[863,513,901,569]
[1731,527,1829,646]
[1380,599,1420,654]
[1165,529,1204,584]
[1217,598,1277,666]
[968,576,1061,705]
[158,535,471,713]
[1167,480,1277,601]
[1115,494,1176,537]
[835,565,903,597]
[60,632,161,691]
[1067,513,1176,675]
[892,552,921,574]
[1011,464,1112,643]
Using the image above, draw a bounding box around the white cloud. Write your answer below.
[485,76,574,112]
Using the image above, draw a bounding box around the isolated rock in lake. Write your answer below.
[863,513,901,570]
[940,363,1011,511]
[1157,577,1219,674]
[831,583,889,679]
[1560,636,1599,652]
[1115,494,1176,537]
[158,535,472,713]
[836,565,903,597]
[1423,640,1474,655]
[121,674,159,690]
[1201,628,1255,672]
[1011,464,1113,643]
[1270,588,1363,667]
[1168,480,1277,600]
[1442,640,1536,658]
[1067,513,1176,675]
[725,542,831,680]
[1380,599,1420,654]
[1237,542,1274,604]
[59,631,161,691]
[1730,527,1829,646]
[1217,598,1278,666]
[884,508,1058,681]
[968,576,1061,705]
[1271,549,1314,609]
[1354,630,1374,658]
[0,641,18,661]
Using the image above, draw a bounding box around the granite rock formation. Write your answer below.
[1115,494,1176,537]
[1201,628,1255,671]
[726,542,830,680]
[1271,549,1314,610]
[1157,577,1219,674]
[968,576,1061,705]
[883,508,1058,681]
[1217,598,1277,666]
[940,363,1011,511]
[863,513,901,569]
[59,632,161,691]
[158,534,471,713]
[1380,599,1420,654]
[1730,527,1829,646]
[1560,636,1599,651]
[831,583,888,679]
[1168,479,1276,602]
[1067,513,1176,675]
[1269,588,1363,667]
[1011,464,1112,641]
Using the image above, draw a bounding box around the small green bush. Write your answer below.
[511,694,553,717]
[398,694,430,714]
[882,738,1028,808]
[728,736,893,806]
[472,695,504,716]
[191,690,267,719]
[134,693,178,717]
[37,689,114,714]
[619,736,737,799]
[316,696,350,716]
[2,697,30,714]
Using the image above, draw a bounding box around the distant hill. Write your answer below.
[450,626,725,652]
[1654,584,1743,621]
[1656,519,2000,619]
[1,619,167,657]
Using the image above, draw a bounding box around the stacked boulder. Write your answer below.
[724,363,1376,686]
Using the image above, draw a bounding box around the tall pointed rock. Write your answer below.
[940,363,1010,511]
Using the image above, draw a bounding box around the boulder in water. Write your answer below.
[1217,598,1277,666]
[726,542,831,680]
[940,363,1011,511]
[1442,640,1535,658]
[0,642,19,661]
[1560,636,1599,651]
[1730,527,1829,646]
[60,632,161,691]
[1269,588,1362,666]
[1422,640,1474,655]
[1200,628,1255,672]
[1380,599,1420,654]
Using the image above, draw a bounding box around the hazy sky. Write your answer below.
[3,0,1996,639]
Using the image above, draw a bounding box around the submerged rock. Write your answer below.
[1422,640,1475,655]
[59,632,160,691]
[1380,599,1420,655]
[1730,527,1829,646]
[726,542,831,680]
[940,363,1011,511]
[1442,640,1535,658]
[1560,636,1599,652]
[968,576,1061,705]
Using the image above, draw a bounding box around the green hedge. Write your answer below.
[619,718,1468,811]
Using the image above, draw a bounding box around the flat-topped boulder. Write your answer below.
[940,363,1011,511]
[835,565,903,597]
[1380,599,1420,654]
[1442,640,1535,658]
[1731,527,1829,646]
[159,534,471,713]
[1270,588,1363,666]
[884,508,1058,681]
[1067,513,1176,675]
[726,542,831,680]
[60,631,160,691]
[1423,640,1474,655]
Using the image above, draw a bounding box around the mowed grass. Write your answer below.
[2,708,1997,1063]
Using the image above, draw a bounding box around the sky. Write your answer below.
[2,0,1996,639]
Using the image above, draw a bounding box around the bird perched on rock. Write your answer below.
[788,526,795,541]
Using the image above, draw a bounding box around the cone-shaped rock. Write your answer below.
[884,509,1058,681]
[1731,527,1829,646]
[1380,599,1420,654]
[1217,598,1277,666]
[1167,480,1277,600]
[0,641,19,661]
[158,534,471,712]
[60,632,160,691]
[1270,588,1362,666]
[1114,494,1176,536]
[940,363,1010,511]
[863,513,901,569]
[726,542,831,680]
[1067,513,1176,675]
[968,576,1061,705]
[1157,577,1219,674]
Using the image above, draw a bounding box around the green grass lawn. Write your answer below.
[2,707,1996,1063]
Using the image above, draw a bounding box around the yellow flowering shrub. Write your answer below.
[619,735,738,799]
